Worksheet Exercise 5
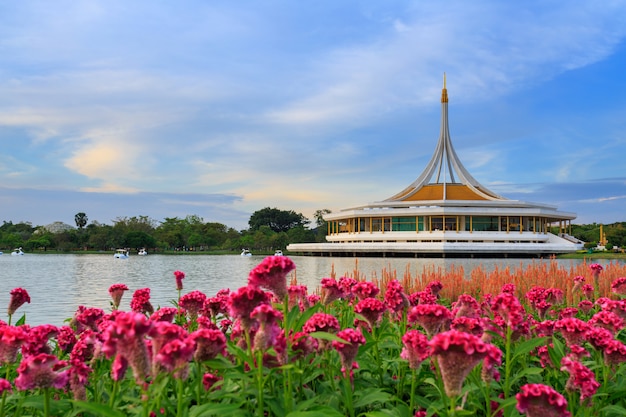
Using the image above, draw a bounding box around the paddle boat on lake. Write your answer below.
[114,249,130,259]
[138,248,148,256]
[11,247,24,256]
[241,249,252,257]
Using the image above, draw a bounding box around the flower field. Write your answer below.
[2,257,626,416]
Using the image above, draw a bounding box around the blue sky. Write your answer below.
[1,1,625,231]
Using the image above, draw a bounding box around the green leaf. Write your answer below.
[190,402,248,417]
[601,405,626,417]
[286,407,344,417]
[308,331,349,343]
[72,401,128,417]
[353,389,393,408]
[512,337,547,361]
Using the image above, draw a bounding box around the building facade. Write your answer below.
[287,77,584,257]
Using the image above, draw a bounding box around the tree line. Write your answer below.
[0,208,331,253]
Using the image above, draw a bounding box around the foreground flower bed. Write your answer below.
[2,258,626,417]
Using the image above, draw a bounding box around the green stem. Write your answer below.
[43,388,50,417]
[342,373,355,417]
[256,350,264,417]
[109,379,119,408]
[176,378,184,417]
[503,326,513,399]
[409,368,417,413]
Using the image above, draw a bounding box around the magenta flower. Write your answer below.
[111,355,129,381]
[354,298,386,328]
[384,279,409,313]
[130,288,154,315]
[585,327,613,350]
[578,300,593,314]
[203,372,221,391]
[68,360,92,400]
[287,285,309,311]
[492,292,526,329]
[426,281,443,297]
[450,316,483,336]
[228,285,272,331]
[515,383,570,417]
[148,321,189,373]
[581,284,594,300]
[250,304,283,352]
[572,276,585,293]
[0,325,28,364]
[75,306,105,331]
[56,325,77,353]
[554,318,590,346]
[0,378,11,394]
[8,287,30,316]
[290,331,318,360]
[248,255,296,301]
[452,294,481,319]
[108,284,129,310]
[611,277,626,296]
[588,310,624,334]
[408,304,452,338]
[332,328,366,371]
[155,337,196,379]
[560,356,599,404]
[190,328,227,361]
[320,278,344,305]
[204,290,231,318]
[429,330,500,397]
[150,307,178,323]
[15,353,69,390]
[180,290,208,320]
[400,329,430,369]
[21,324,58,357]
[602,339,626,366]
[352,281,380,300]
[174,270,185,291]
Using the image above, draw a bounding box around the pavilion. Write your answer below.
[287,76,584,257]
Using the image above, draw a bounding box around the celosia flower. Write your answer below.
[248,255,295,301]
[130,288,154,315]
[56,325,77,353]
[535,345,553,368]
[578,300,593,314]
[15,353,69,390]
[70,330,97,364]
[189,328,227,361]
[589,263,603,275]
[429,330,501,397]
[173,270,185,291]
[69,360,92,401]
[452,294,481,319]
[0,325,28,364]
[492,292,526,329]
[607,299,626,320]
[0,378,11,394]
[8,287,30,316]
[384,279,409,313]
[228,285,271,331]
[155,337,196,379]
[450,316,483,336]
[554,318,590,346]
[611,277,626,297]
[250,304,283,352]
[501,283,516,294]
[290,331,318,360]
[179,290,208,320]
[426,281,443,297]
[354,297,386,328]
[560,357,599,404]
[111,355,129,381]
[584,327,613,350]
[582,284,594,300]
[533,320,555,338]
[148,321,189,370]
[572,276,585,293]
[320,278,344,305]
[602,339,626,366]
[408,304,452,338]
[400,329,430,369]
[338,277,358,297]
[588,310,624,334]
[535,301,552,320]
[351,281,380,300]
[108,284,129,310]
[287,285,309,311]
[150,307,178,323]
[75,306,105,331]
[101,311,152,384]
[516,383,570,417]
[481,343,503,383]
[303,312,340,350]
[566,344,590,361]
[21,324,58,357]
[332,328,366,371]
[203,372,221,391]
[558,307,578,319]
[409,290,438,305]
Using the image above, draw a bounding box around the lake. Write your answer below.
[0,253,619,326]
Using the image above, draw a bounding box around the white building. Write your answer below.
[287,77,584,257]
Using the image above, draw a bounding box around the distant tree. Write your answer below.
[248,207,309,233]
[75,212,88,229]
[313,209,331,228]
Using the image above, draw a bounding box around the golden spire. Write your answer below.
[441,72,448,103]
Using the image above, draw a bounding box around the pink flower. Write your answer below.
[155,337,196,379]
[338,277,358,296]
[611,277,626,296]
[173,270,185,291]
[69,360,92,400]
[582,284,595,300]
[533,320,555,338]
[351,281,380,300]
[130,288,154,315]
[558,307,578,319]
[227,285,272,331]
[21,324,58,357]
[354,298,386,328]
[584,327,613,350]
[303,312,340,349]
[501,283,516,294]
[15,353,69,390]
[426,281,443,297]
[287,285,309,311]
[554,318,590,346]
[572,276,585,293]
[492,292,526,329]
[429,330,501,397]
[56,325,77,353]
[560,357,599,404]
[204,290,231,318]
[332,328,366,371]
[577,300,593,314]
[0,325,28,364]
[108,284,129,310]
[75,306,105,331]
[450,316,483,336]
[111,355,128,381]
[588,310,624,334]
[248,256,296,301]
[190,329,227,361]
[516,383,570,417]
[290,331,318,360]
[408,304,452,338]
[250,304,283,352]
[602,339,626,366]
[589,263,603,275]
[0,378,11,394]
[452,294,481,319]
[400,330,430,369]
[203,373,221,391]
[384,279,409,313]
[180,290,208,319]
[150,307,178,323]
[320,278,344,305]
[8,287,30,316]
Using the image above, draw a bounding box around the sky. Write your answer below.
[1,1,626,231]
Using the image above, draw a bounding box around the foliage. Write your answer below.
[248,207,309,233]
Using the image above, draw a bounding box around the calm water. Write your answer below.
[0,253,618,326]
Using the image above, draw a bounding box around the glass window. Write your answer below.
[392,217,416,232]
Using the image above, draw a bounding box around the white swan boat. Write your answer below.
[274,250,283,256]
[241,249,252,257]
[114,249,130,259]
[11,247,24,256]
[138,248,148,256]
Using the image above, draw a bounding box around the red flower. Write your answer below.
[429,330,500,397]
[155,337,196,379]
[0,378,11,394]
[180,290,208,319]
[190,329,227,361]
[351,281,380,300]
[0,325,28,364]
[582,284,594,300]
[108,284,129,310]
[303,313,340,334]
[21,324,58,357]
[332,328,366,371]
[130,288,154,315]
[589,263,603,274]
[354,298,386,328]
[227,285,271,331]
[384,279,409,313]
[150,307,178,323]
[450,316,483,336]
[320,278,344,305]
[408,304,452,338]
[248,256,295,301]
[426,281,443,297]
[452,294,481,319]
[585,327,613,350]
[75,306,105,331]
[8,287,30,316]
[173,270,185,291]
[250,304,283,352]
[560,357,599,404]
[516,383,570,417]
[577,300,593,314]
[400,330,430,369]
[15,353,69,390]
[588,310,624,334]
[554,318,590,346]
[287,285,309,311]
[602,339,626,366]
[492,292,526,329]
[203,372,221,391]
[611,277,626,296]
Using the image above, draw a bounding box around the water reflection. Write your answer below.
[0,254,619,326]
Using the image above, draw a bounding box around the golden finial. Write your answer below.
[441,72,448,103]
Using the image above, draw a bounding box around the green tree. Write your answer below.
[248,207,309,233]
